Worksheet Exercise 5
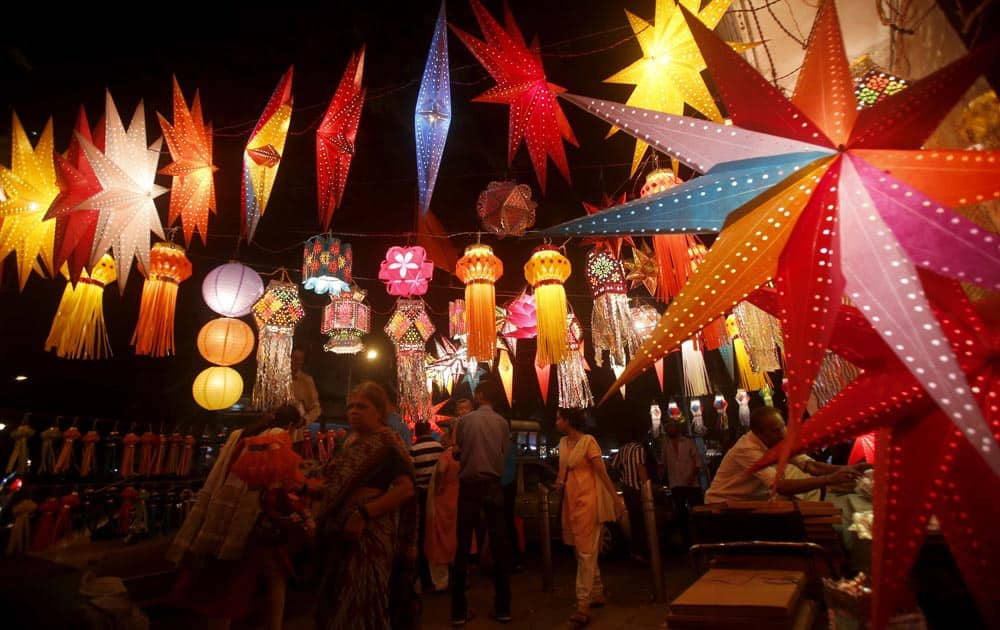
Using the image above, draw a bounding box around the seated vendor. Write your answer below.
[706,407,864,504]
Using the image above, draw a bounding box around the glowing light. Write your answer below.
[317,50,365,230]
[415,1,451,216]
[242,67,293,242]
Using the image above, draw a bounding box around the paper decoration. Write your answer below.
[242,67,293,241]
[157,77,217,246]
[416,1,451,216]
[450,0,578,191]
[623,242,659,297]
[385,298,435,425]
[44,254,116,360]
[449,299,467,339]
[251,280,304,411]
[557,314,593,409]
[0,114,58,289]
[735,388,751,428]
[76,92,168,290]
[317,50,365,230]
[650,402,662,435]
[713,394,729,432]
[427,336,473,394]
[477,180,537,237]
[202,262,264,317]
[131,241,192,357]
[193,366,243,411]
[302,235,352,295]
[586,248,638,370]
[681,339,710,397]
[728,314,771,391]
[579,193,632,257]
[604,0,730,173]
[689,399,705,436]
[497,347,514,407]
[524,245,571,365]
[640,168,707,302]
[455,244,503,362]
[197,317,254,366]
[854,64,908,109]
[321,288,370,354]
[534,359,551,406]
[379,245,434,297]
[732,301,783,374]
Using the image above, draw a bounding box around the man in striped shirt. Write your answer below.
[612,424,651,564]
[412,421,445,590]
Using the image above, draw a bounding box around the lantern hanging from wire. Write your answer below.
[501,290,537,356]
[681,338,711,397]
[132,241,193,357]
[45,254,117,360]
[640,168,707,302]
[202,262,264,317]
[385,298,436,426]
[726,313,771,391]
[477,180,536,237]
[585,248,638,370]
[379,245,434,297]
[322,287,370,354]
[302,235,352,295]
[251,278,304,411]
[449,299,466,339]
[193,366,244,411]
[197,317,255,366]
[557,314,593,409]
[455,243,503,362]
[524,245,571,365]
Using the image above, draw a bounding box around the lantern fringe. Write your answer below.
[398,350,431,426]
[652,234,701,302]
[734,336,772,391]
[591,292,639,369]
[681,339,712,397]
[734,301,783,374]
[718,343,735,381]
[5,499,37,556]
[53,427,80,474]
[700,315,730,352]
[812,351,863,408]
[497,349,514,407]
[131,276,181,357]
[465,280,497,362]
[38,428,60,475]
[79,431,99,477]
[252,330,295,412]
[533,284,568,365]
[6,425,35,475]
[45,279,112,360]
[558,349,593,409]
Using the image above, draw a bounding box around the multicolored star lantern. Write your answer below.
[604,0,733,174]
[415,1,451,217]
[243,67,293,242]
[157,77,217,246]
[552,1,1000,479]
[317,50,365,230]
[623,241,658,297]
[76,91,168,290]
[450,0,578,192]
[0,114,58,290]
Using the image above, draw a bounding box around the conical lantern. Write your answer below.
[132,241,192,357]
[45,254,117,360]
[385,298,435,426]
[455,243,503,362]
[251,279,304,411]
[523,245,570,365]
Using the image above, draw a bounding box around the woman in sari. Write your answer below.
[425,431,460,592]
[315,381,418,630]
[553,408,625,626]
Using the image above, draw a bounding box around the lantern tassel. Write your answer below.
[681,339,712,398]
[131,275,181,356]
[533,284,568,365]
[465,280,497,361]
[557,349,593,410]
[252,331,296,411]
[398,350,431,427]
[734,336,771,391]
[45,256,117,360]
[591,292,638,369]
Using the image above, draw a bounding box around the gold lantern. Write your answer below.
[523,245,571,365]
[132,241,193,357]
[193,366,244,411]
[45,255,117,359]
[455,244,503,362]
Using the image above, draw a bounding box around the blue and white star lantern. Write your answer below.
[415,0,451,216]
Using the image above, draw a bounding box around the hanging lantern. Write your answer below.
[449,299,467,339]
[132,241,193,357]
[727,314,772,391]
[302,235,352,295]
[650,402,662,436]
[735,388,751,428]
[45,254,117,360]
[193,366,244,411]
[733,301,783,373]
[497,347,514,407]
[681,339,711,397]
[321,288,370,354]
[524,245,570,365]
[501,290,538,343]
[631,301,661,342]
[385,298,435,426]
[197,317,255,366]
[557,314,593,409]
[378,245,433,297]
[202,262,264,317]
[477,180,536,237]
[851,56,908,109]
[585,248,638,370]
[251,279,304,411]
[639,168,707,302]
[690,399,706,436]
[455,243,503,362]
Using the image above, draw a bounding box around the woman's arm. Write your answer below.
[363,475,415,518]
[590,455,620,501]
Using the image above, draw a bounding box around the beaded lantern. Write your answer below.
[322,288,370,354]
[132,242,193,357]
[455,244,503,362]
[45,254,117,360]
[449,299,466,339]
[523,245,571,365]
[852,58,908,109]
[557,314,593,409]
[640,168,707,302]
[202,262,264,317]
[477,181,536,237]
[385,298,435,426]
[302,235,352,295]
[251,279,304,411]
[585,248,638,370]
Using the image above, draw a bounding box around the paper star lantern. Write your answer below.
[157,77,217,246]
[243,67,293,242]
[131,241,192,357]
[379,245,434,297]
[450,0,578,192]
[579,193,631,257]
[427,336,471,394]
[604,0,730,174]
[76,91,168,290]
[0,114,58,289]
[317,50,365,230]
[623,241,659,297]
[416,1,451,217]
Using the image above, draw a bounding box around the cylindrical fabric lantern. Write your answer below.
[557,314,593,409]
[251,280,304,411]
[640,168,707,303]
[585,248,638,370]
[455,244,503,363]
[321,288,370,354]
[523,245,571,365]
[45,254,117,360]
[197,317,255,366]
[449,299,467,339]
[384,298,435,426]
[302,235,352,295]
[132,242,193,357]
[202,262,264,317]
[193,366,244,411]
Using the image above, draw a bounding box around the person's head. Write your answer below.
[415,421,431,438]
[666,420,682,438]
[271,404,302,428]
[348,381,389,433]
[474,381,502,409]
[556,408,586,435]
[453,397,473,417]
[750,406,787,448]
[291,349,306,375]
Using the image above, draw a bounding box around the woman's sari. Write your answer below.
[315,428,418,630]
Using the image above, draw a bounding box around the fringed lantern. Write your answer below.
[251,279,304,411]
[524,245,571,365]
[197,317,255,366]
[193,366,243,411]
[586,248,638,369]
[681,339,711,397]
[322,288,370,354]
[727,314,772,391]
[557,314,593,409]
[302,235,352,295]
[45,254,116,360]
[811,351,862,408]
[455,244,503,362]
[202,262,264,317]
[385,298,435,425]
[733,301,784,373]
[132,241,193,357]
[640,168,707,302]
[449,299,466,339]
[477,180,536,237]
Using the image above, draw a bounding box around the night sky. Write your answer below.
[0,1,750,439]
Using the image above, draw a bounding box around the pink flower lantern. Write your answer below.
[378,246,434,297]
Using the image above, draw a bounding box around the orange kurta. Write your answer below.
[559,434,602,553]
[425,447,459,564]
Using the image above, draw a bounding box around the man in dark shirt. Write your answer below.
[451,381,511,626]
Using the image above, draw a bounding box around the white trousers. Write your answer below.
[575,526,604,606]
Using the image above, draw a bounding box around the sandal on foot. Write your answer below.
[569,611,590,625]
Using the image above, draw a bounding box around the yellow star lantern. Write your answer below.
[0,114,58,290]
[604,0,732,174]
[242,67,293,242]
[623,241,659,298]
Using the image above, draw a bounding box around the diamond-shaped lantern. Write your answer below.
[322,288,370,354]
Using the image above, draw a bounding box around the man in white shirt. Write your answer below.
[706,407,863,504]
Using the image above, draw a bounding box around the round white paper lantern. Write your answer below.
[202,263,264,317]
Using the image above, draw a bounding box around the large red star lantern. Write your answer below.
[317,47,366,231]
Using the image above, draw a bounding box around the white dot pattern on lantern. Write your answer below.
[415,2,451,216]
[242,68,293,242]
[317,49,365,230]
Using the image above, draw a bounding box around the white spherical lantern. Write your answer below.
[192,366,244,411]
[202,263,264,317]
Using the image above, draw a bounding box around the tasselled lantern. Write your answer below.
[251,278,304,411]
[523,245,571,365]
[132,241,193,357]
[45,254,117,360]
[385,298,436,426]
[640,168,706,303]
[322,287,370,354]
[556,314,593,409]
[455,243,503,362]
[585,248,638,371]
